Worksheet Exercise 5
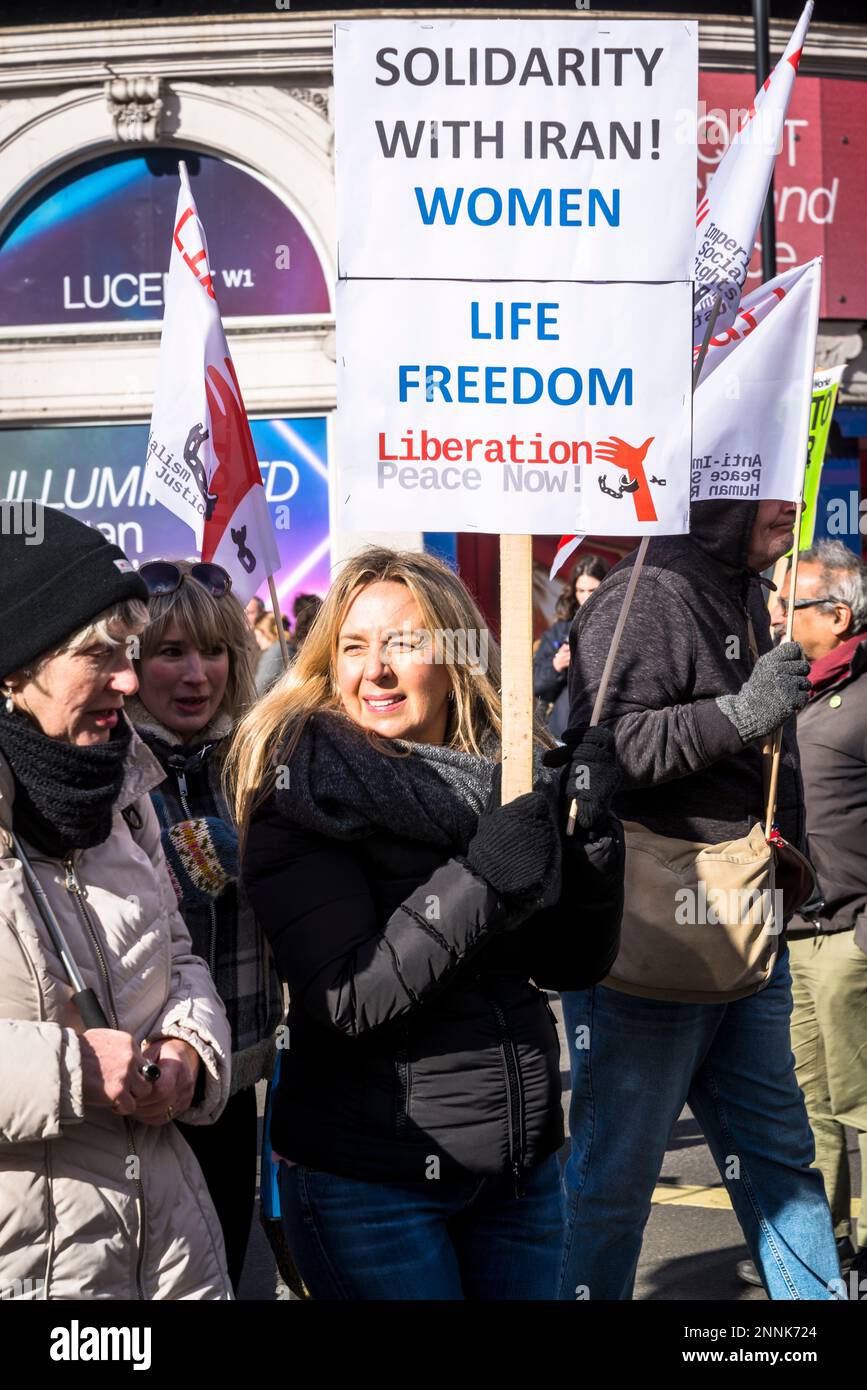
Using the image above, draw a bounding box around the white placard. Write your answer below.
[337,279,693,536]
[335,18,697,282]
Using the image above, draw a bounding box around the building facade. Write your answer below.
[1,9,865,619]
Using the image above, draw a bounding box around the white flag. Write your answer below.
[694,1,812,345]
[145,164,280,603]
[691,259,822,506]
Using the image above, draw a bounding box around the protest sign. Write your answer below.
[766,362,843,615]
[693,2,813,344]
[145,164,281,606]
[338,278,692,536]
[799,364,844,548]
[691,259,822,506]
[335,18,697,800]
[335,18,697,282]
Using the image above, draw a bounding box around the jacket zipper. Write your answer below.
[63,854,147,1300]
[394,1024,410,1137]
[489,996,525,1198]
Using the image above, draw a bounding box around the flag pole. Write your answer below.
[267,574,290,670]
[763,496,804,837]
[566,289,725,835]
[767,555,789,614]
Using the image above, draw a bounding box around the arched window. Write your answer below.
[0,147,331,327]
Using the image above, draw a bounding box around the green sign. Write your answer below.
[798,365,844,550]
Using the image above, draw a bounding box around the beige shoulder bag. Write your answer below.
[603,623,816,1004]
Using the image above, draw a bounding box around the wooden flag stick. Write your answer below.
[768,554,789,615]
[764,497,804,837]
[267,573,290,670]
[565,290,725,834]
[499,534,534,805]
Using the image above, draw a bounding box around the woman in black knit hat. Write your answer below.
[0,507,233,1300]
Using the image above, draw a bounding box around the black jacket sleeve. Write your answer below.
[485,814,624,992]
[533,624,569,704]
[242,806,520,1037]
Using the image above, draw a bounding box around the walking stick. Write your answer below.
[9,831,160,1081]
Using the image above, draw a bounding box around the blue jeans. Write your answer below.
[559,949,842,1300]
[278,1154,564,1300]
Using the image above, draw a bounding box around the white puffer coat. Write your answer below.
[0,734,233,1300]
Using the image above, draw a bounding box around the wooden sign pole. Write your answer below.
[499,533,535,804]
[767,554,789,615]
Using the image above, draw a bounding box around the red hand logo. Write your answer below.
[595,436,657,522]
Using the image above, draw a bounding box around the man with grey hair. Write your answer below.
[738,538,867,1285]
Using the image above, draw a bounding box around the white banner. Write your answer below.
[335,18,697,283]
[691,259,822,505]
[145,165,280,603]
[693,1,812,345]
[338,279,692,536]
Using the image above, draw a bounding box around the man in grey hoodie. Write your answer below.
[557,498,841,1301]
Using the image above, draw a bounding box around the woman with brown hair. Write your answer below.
[229,545,624,1300]
[127,559,283,1292]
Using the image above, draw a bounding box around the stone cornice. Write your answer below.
[0,11,865,91]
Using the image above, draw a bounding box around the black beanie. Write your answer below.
[0,506,149,680]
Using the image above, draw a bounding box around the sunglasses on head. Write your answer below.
[139,561,233,599]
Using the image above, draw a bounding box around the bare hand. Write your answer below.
[80,1030,152,1116]
[134,1038,201,1126]
[552,642,571,673]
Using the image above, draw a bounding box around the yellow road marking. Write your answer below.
[652,1182,861,1217]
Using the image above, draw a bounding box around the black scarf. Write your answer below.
[274,712,557,853]
[0,707,133,857]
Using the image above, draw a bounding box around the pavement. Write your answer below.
[237,996,862,1301]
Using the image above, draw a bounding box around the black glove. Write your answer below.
[465,790,560,900]
[543,725,622,832]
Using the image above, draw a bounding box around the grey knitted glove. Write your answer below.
[716,641,811,743]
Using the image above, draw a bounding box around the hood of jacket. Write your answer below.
[688,498,760,575]
[124,696,233,754]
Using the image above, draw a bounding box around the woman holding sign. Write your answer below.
[230,547,624,1300]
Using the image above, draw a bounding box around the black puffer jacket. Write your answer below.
[243,766,623,1185]
[567,499,805,849]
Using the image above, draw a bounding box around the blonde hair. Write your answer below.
[227,546,551,836]
[137,560,257,721]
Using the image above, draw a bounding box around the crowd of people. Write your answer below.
[0,498,865,1301]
